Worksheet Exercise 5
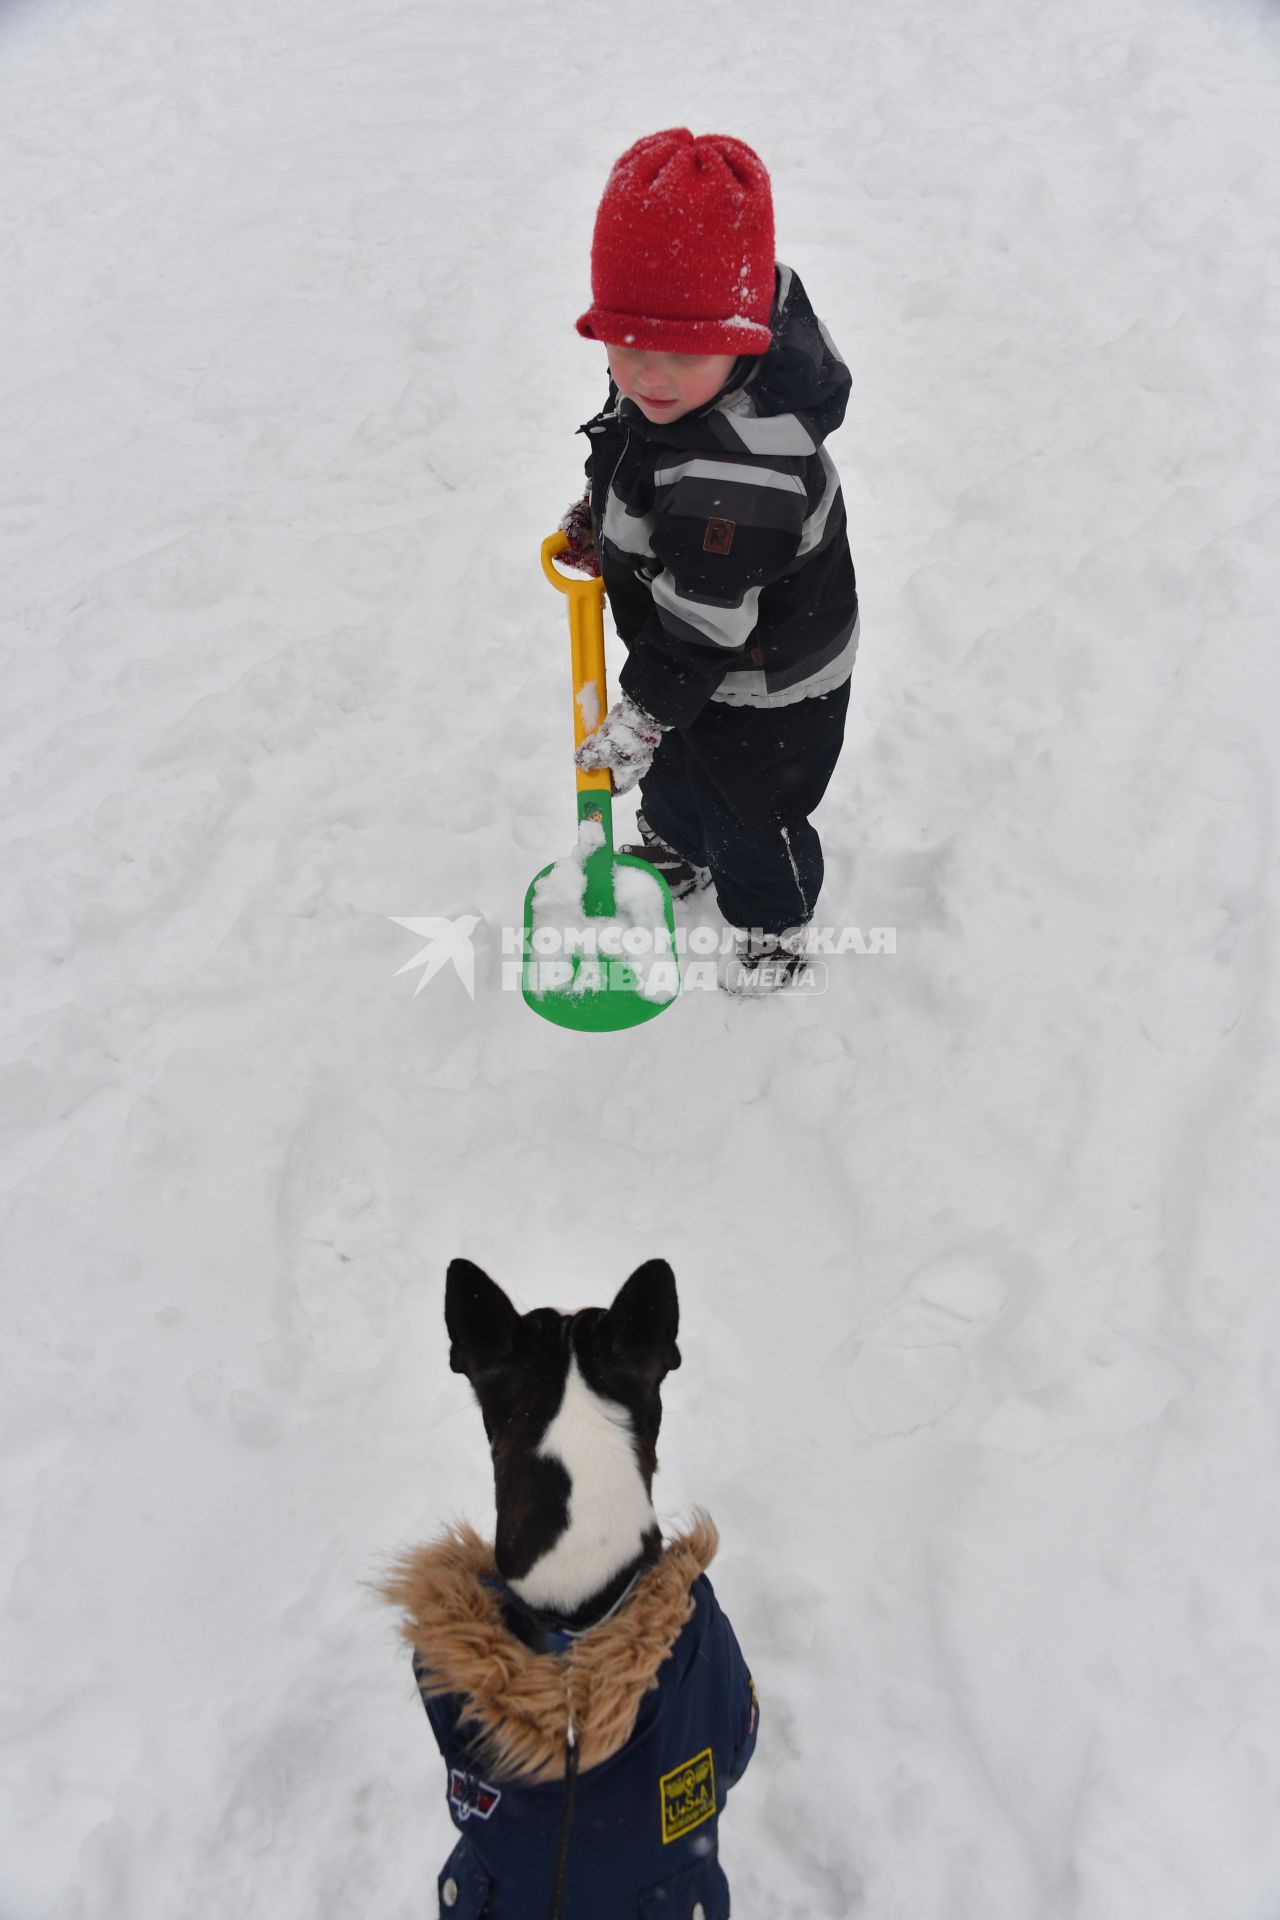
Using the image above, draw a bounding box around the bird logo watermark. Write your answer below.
[388,915,481,1000]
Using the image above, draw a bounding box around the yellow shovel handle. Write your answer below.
[542,531,612,797]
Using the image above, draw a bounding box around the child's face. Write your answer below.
[606,344,738,424]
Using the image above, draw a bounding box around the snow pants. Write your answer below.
[638,679,850,935]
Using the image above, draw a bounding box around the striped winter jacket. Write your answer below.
[581,263,859,731]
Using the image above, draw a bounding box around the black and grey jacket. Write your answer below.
[581,263,859,731]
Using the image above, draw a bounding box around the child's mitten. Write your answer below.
[558,493,600,576]
[575,696,665,793]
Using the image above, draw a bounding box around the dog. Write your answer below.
[382,1258,758,1920]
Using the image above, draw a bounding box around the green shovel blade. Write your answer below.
[522,793,680,1033]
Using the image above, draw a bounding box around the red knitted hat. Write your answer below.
[576,129,775,357]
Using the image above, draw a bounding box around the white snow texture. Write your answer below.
[2,0,1280,1917]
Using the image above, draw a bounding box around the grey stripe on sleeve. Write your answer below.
[653,572,764,650]
[602,490,655,558]
[709,613,860,707]
[710,399,817,457]
[653,457,806,498]
[795,447,842,558]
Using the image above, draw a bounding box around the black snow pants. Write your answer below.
[638,680,850,935]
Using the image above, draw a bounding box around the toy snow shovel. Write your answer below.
[521,532,680,1031]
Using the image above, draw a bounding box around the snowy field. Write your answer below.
[3,0,1280,1914]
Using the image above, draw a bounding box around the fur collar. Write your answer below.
[381,1514,718,1784]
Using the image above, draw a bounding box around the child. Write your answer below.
[563,127,859,993]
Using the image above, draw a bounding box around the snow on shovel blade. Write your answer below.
[522,813,679,1033]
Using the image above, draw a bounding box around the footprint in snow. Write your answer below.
[977,1337,1188,1459]
[845,1249,1011,1437]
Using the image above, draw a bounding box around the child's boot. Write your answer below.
[721,925,816,995]
[618,813,712,901]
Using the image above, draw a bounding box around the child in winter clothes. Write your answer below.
[563,127,859,991]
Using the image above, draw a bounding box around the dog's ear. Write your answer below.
[603,1259,681,1380]
[445,1259,521,1379]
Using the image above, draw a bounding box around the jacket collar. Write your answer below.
[381,1516,719,1783]
[495,1563,648,1655]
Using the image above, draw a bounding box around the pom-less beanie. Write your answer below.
[576,129,775,357]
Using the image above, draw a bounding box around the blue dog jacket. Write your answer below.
[383,1518,758,1920]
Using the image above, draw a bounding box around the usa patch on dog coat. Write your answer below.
[659,1747,717,1843]
[450,1767,501,1821]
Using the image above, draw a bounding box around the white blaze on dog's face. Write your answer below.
[512,1353,658,1612]
[444,1259,681,1619]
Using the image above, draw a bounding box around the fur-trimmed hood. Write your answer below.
[381,1516,718,1784]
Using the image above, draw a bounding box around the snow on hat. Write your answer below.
[576,128,775,357]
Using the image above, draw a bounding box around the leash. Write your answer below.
[546,1708,579,1920]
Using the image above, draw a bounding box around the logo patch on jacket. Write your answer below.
[449,1768,502,1822]
[703,517,735,555]
[659,1748,717,1843]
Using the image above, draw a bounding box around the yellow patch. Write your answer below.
[659,1747,717,1845]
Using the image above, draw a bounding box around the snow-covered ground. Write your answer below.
[3,0,1280,1914]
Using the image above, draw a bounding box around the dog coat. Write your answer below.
[383,1516,758,1920]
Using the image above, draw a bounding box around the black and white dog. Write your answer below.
[383,1259,759,1920]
